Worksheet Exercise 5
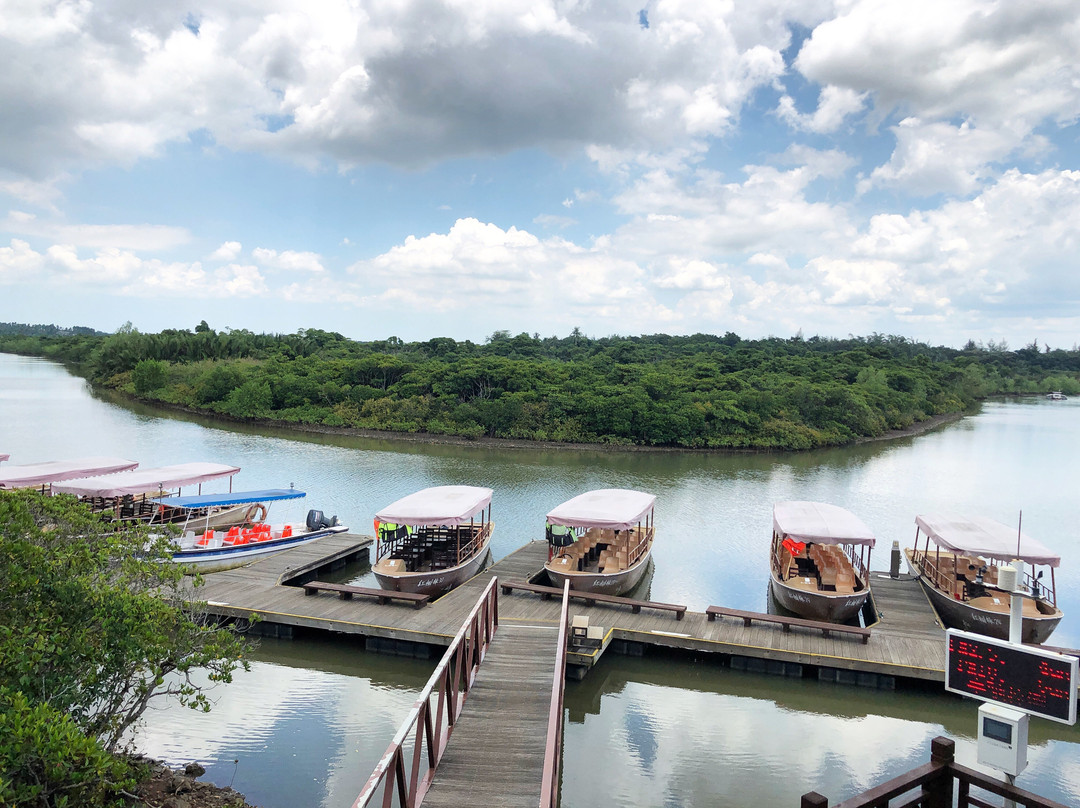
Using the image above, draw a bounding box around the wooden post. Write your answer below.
[922,736,955,808]
[800,792,828,808]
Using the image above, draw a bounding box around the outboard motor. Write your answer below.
[306,510,340,530]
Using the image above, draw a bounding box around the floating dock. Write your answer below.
[193,533,947,685]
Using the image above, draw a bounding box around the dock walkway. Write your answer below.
[420,623,558,808]
[193,534,948,684]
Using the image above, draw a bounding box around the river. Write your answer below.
[2,352,1078,806]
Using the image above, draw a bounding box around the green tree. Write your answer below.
[130,358,169,395]
[0,490,250,754]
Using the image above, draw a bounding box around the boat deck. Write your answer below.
[193,535,949,683]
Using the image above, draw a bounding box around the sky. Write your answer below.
[1,0,1078,350]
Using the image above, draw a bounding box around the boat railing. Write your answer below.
[455,521,493,565]
[352,576,499,808]
[626,526,653,566]
[539,580,570,808]
[911,548,955,594]
[801,736,1068,808]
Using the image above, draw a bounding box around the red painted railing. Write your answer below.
[539,580,570,808]
[352,576,499,808]
[801,737,1069,808]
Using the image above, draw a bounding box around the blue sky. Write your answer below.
[2,0,1079,349]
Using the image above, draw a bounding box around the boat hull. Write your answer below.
[769,574,868,623]
[904,549,1062,644]
[545,545,652,596]
[373,536,492,598]
[171,525,349,573]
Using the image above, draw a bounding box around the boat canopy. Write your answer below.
[915,514,1060,567]
[0,453,9,462]
[376,485,493,527]
[773,501,877,548]
[153,489,306,509]
[546,488,656,531]
[52,462,240,497]
[0,456,139,489]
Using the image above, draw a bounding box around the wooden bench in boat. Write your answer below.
[302,581,429,608]
[501,580,686,620]
[706,605,870,644]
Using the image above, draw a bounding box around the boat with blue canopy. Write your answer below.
[162,488,347,572]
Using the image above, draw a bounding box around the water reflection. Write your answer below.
[563,657,1080,807]
[132,636,432,808]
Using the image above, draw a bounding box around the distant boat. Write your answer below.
[543,488,656,596]
[905,514,1063,644]
[51,462,240,521]
[769,501,875,623]
[1046,391,1068,400]
[371,485,494,597]
[0,456,139,490]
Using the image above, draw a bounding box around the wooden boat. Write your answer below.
[371,485,493,597]
[769,501,875,623]
[0,456,139,490]
[543,488,656,596]
[51,462,241,521]
[165,493,346,573]
[905,514,1063,644]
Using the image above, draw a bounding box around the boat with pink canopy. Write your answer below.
[770,501,875,623]
[52,462,240,522]
[0,456,139,490]
[543,488,656,596]
[372,485,494,597]
[0,453,9,462]
[905,514,1063,643]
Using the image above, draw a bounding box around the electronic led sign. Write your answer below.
[946,629,1077,725]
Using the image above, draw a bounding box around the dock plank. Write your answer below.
[421,623,557,808]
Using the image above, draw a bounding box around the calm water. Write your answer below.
[2,353,1079,806]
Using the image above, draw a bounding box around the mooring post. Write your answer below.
[922,736,955,808]
[890,540,901,578]
[800,791,828,807]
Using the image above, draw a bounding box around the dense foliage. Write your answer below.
[0,490,251,807]
[3,323,1078,450]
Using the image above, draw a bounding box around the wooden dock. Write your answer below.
[420,623,558,808]
[193,534,949,684]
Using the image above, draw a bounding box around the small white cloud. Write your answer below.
[534,213,576,229]
[210,241,242,261]
[252,247,325,273]
[562,197,574,208]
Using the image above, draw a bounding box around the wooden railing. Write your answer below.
[352,576,499,808]
[539,580,570,808]
[801,737,1069,808]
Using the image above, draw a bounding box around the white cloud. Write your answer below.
[858,118,1015,197]
[0,1,804,179]
[777,85,867,134]
[252,247,325,273]
[0,239,267,297]
[210,241,243,261]
[1,212,190,251]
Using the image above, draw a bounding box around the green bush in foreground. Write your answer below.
[0,490,251,807]
[0,688,139,808]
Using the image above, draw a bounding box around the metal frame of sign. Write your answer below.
[946,629,1077,725]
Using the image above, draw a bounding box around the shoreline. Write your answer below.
[100,386,968,454]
